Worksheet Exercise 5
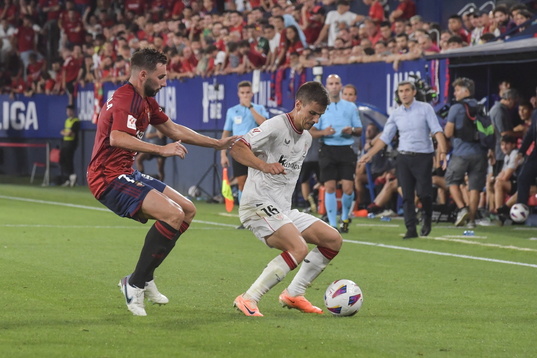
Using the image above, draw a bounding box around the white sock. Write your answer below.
[286,247,333,297]
[245,252,297,302]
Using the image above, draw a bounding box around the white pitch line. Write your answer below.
[3,195,536,268]
[343,239,537,268]
[427,236,537,252]
[0,195,109,211]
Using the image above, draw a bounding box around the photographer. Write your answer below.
[443,77,489,229]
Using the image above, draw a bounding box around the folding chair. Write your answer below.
[30,148,60,185]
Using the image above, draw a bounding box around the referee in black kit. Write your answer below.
[358,81,447,239]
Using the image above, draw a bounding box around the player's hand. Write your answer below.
[261,162,286,175]
[162,141,188,159]
[216,135,241,150]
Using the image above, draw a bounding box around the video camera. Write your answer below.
[409,74,438,103]
[394,73,438,105]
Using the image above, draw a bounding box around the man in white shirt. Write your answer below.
[314,0,363,47]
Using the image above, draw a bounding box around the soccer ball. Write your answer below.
[510,203,530,223]
[324,279,363,316]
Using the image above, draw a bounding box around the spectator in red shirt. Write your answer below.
[14,15,41,77]
[300,2,325,45]
[26,51,45,84]
[416,31,440,55]
[389,0,416,23]
[10,73,29,97]
[61,44,83,105]
[275,25,304,69]
[180,45,198,73]
[238,39,266,70]
[124,0,146,16]
[61,8,86,46]
[363,17,381,45]
[364,0,385,24]
[448,14,470,44]
[0,0,19,26]
[228,10,245,37]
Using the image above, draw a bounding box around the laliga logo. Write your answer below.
[1,101,38,130]
[202,80,225,124]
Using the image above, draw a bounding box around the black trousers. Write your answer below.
[60,141,77,179]
[396,152,434,231]
[517,156,537,205]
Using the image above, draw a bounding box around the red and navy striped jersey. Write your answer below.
[87,83,168,198]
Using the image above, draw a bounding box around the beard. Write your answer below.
[144,80,161,97]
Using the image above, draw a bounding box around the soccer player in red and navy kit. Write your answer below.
[87,48,238,316]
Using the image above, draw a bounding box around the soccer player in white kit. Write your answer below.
[230,81,343,316]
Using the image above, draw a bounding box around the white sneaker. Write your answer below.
[377,209,397,217]
[466,221,476,229]
[69,174,77,187]
[119,276,147,316]
[455,207,469,227]
[145,280,169,305]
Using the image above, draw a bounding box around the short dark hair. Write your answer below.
[238,80,252,89]
[296,81,329,108]
[501,135,517,144]
[130,48,167,72]
[453,77,475,96]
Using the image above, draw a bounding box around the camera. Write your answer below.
[394,74,438,105]
[409,74,438,103]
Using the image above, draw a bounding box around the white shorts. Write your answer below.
[239,204,320,245]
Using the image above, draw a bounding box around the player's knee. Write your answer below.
[290,242,309,262]
[181,200,196,221]
[324,230,343,251]
[167,209,185,229]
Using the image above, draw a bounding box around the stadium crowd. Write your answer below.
[2,0,537,229]
[0,0,536,100]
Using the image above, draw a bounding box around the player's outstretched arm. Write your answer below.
[157,121,239,150]
[110,130,187,158]
[230,140,286,175]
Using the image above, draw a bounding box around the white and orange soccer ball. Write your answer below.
[324,279,363,316]
[510,203,530,223]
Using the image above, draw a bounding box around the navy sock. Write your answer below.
[129,221,184,288]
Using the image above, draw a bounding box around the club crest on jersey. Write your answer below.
[127,115,137,130]
[250,127,262,137]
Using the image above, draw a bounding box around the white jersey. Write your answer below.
[239,113,311,213]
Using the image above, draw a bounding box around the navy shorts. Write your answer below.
[99,171,166,223]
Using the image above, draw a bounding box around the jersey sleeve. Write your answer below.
[148,98,168,125]
[109,96,137,136]
[243,116,280,155]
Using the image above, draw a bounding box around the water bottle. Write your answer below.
[463,230,475,236]
[367,213,375,219]
[380,216,391,222]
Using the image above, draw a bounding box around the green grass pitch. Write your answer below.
[0,183,536,357]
